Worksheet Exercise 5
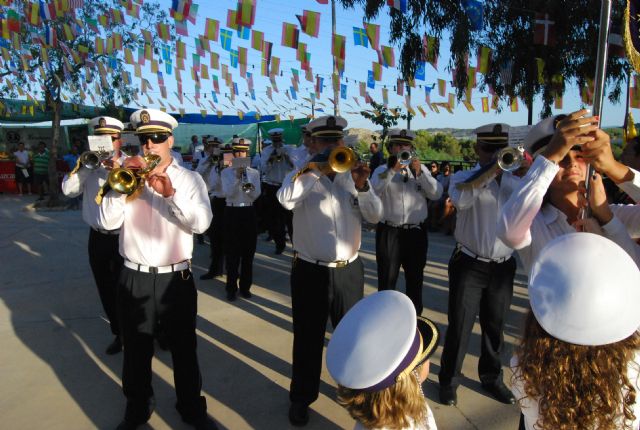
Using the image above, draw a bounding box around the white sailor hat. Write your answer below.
[388,128,416,145]
[262,139,272,146]
[207,136,221,145]
[326,290,439,391]
[268,128,284,137]
[232,137,250,151]
[89,116,124,135]
[474,123,510,145]
[308,115,348,139]
[529,232,640,346]
[130,108,178,134]
[522,114,568,156]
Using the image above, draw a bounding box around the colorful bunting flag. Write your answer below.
[205,18,219,41]
[353,27,368,47]
[296,10,320,37]
[236,0,256,27]
[364,22,380,50]
[332,33,346,59]
[481,97,489,112]
[381,45,395,67]
[387,0,407,13]
[438,79,446,96]
[220,29,233,51]
[477,45,491,74]
[251,29,263,50]
[281,22,299,49]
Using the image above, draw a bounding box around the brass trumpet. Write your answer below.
[291,146,358,181]
[398,150,417,167]
[496,146,524,172]
[240,168,255,193]
[70,150,109,175]
[95,154,162,204]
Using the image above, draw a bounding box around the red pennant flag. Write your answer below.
[533,13,556,46]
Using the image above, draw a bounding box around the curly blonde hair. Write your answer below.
[514,311,640,430]
[336,368,426,430]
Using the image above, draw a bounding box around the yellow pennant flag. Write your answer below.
[536,58,545,83]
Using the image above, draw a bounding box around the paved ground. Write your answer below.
[0,194,527,430]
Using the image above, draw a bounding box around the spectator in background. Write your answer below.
[63,145,80,170]
[368,141,384,173]
[437,161,452,195]
[32,141,49,201]
[63,145,81,209]
[187,134,198,155]
[429,161,440,178]
[13,142,32,196]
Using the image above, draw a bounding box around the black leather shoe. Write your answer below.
[200,272,215,280]
[115,420,139,430]
[226,290,237,301]
[106,336,122,355]
[481,381,516,404]
[439,385,457,406]
[190,415,219,430]
[239,290,252,299]
[288,402,309,426]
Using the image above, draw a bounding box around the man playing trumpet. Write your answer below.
[260,128,296,254]
[97,109,216,430]
[61,116,126,355]
[277,115,383,426]
[221,138,261,301]
[370,128,443,316]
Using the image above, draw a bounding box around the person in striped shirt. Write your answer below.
[32,141,50,200]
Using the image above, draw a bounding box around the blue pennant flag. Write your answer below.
[230,49,239,68]
[290,87,297,100]
[340,84,347,99]
[415,62,426,80]
[233,83,239,95]
[463,0,483,31]
[212,92,218,103]
[237,26,250,40]
[250,89,256,100]
[353,27,368,47]
[367,71,375,89]
[220,29,233,51]
[165,59,173,75]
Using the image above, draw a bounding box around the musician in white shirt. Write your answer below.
[277,115,383,426]
[438,123,518,407]
[198,138,226,280]
[260,128,296,254]
[371,128,442,315]
[98,109,216,430]
[220,139,261,301]
[61,116,126,355]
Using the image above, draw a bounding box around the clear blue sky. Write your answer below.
[138,0,630,130]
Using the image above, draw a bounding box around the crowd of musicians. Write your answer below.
[60,108,640,430]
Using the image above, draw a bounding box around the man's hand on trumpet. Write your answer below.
[351,161,370,190]
[410,158,422,177]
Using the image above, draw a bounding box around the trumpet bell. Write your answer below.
[328,147,357,173]
[398,150,413,166]
[497,146,524,172]
[108,168,138,195]
[80,151,101,170]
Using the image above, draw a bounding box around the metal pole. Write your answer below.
[582,0,612,220]
[407,84,411,130]
[332,0,339,116]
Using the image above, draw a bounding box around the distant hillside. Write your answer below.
[345,127,475,143]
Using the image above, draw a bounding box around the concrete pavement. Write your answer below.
[0,194,526,429]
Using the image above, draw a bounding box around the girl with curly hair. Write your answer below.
[511,233,640,430]
[326,291,440,430]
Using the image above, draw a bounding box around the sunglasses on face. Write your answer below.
[111,135,121,141]
[138,133,171,145]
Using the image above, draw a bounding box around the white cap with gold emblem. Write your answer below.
[308,115,348,139]
[474,123,510,145]
[89,116,124,135]
[130,109,179,134]
[388,128,416,145]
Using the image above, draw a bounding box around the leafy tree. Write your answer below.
[341,0,630,123]
[359,100,412,148]
[0,0,173,205]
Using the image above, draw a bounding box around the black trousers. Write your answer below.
[263,183,287,250]
[206,197,226,275]
[117,267,206,425]
[223,206,257,294]
[439,250,516,388]
[375,222,428,315]
[289,257,364,405]
[88,228,123,336]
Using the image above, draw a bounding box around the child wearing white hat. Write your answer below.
[511,233,640,430]
[326,290,440,430]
